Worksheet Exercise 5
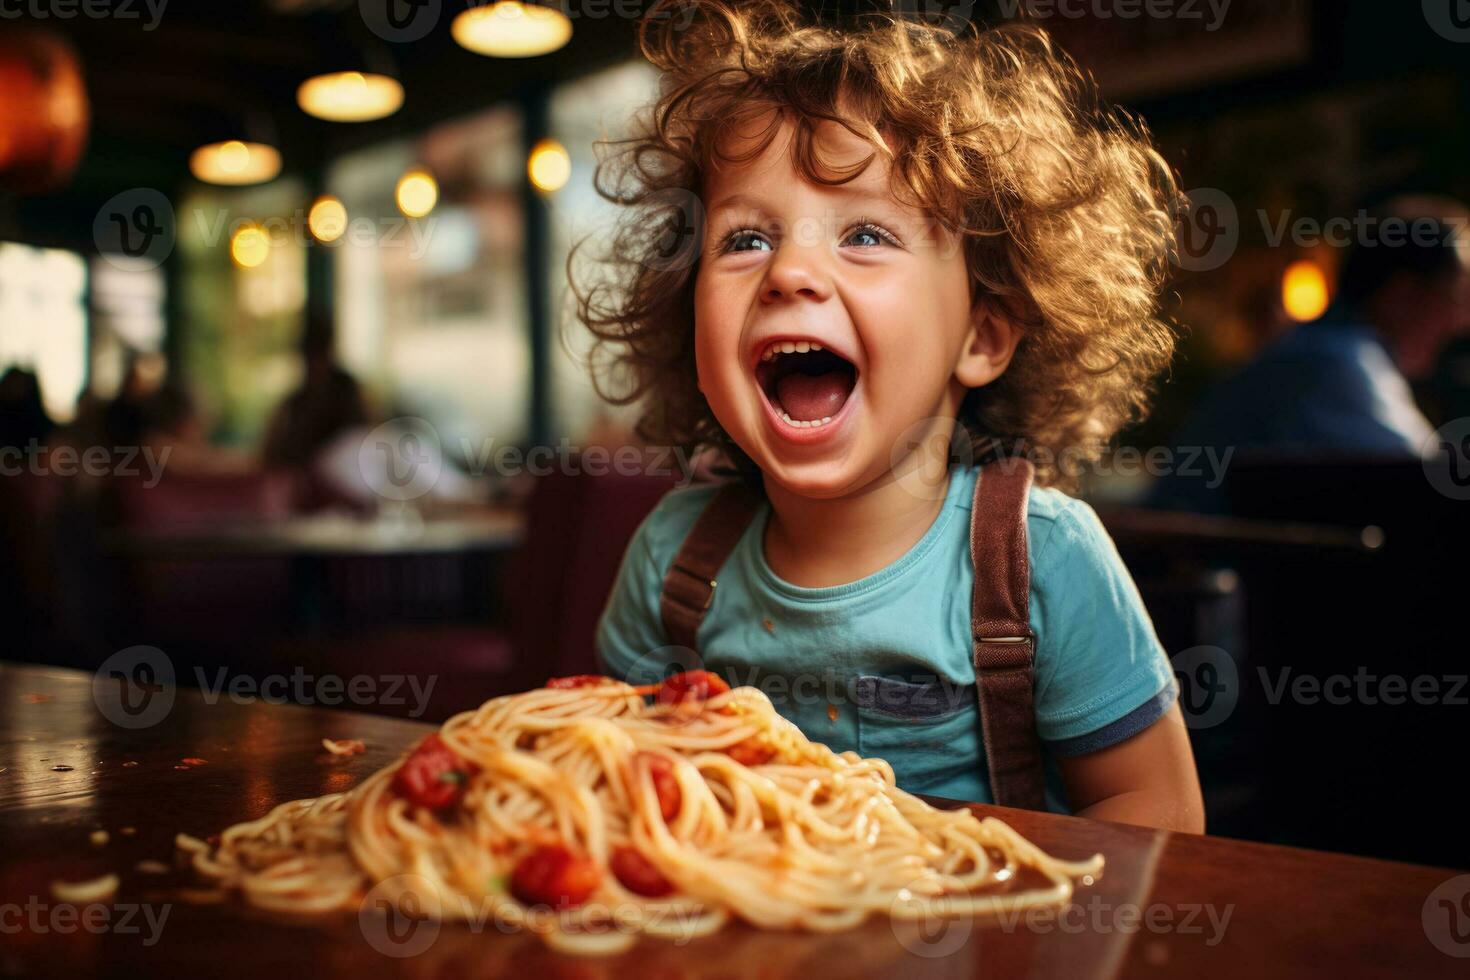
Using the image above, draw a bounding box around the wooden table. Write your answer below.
[1,662,1462,979]
[97,509,525,635]
[98,508,526,559]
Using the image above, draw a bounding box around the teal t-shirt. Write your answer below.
[594,463,1179,811]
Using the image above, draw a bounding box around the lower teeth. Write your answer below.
[779,411,834,429]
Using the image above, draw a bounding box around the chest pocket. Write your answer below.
[853,675,986,796]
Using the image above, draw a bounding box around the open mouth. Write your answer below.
[753,341,858,429]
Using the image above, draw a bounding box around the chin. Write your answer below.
[755,453,880,501]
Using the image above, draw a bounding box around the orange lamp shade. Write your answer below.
[0,31,90,193]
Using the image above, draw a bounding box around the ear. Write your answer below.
[954,297,1023,388]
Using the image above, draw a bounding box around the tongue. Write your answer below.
[776,371,851,422]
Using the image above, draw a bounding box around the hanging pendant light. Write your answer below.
[189,140,282,186]
[297,71,403,123]
[452,1,572,58]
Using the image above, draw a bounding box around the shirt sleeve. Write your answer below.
[1031,498,1179,756]
[594,509,679,685]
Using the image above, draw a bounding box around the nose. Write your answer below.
[760,242,832,305]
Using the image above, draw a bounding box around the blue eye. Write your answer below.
[845,222,900,248]
[723,230,771,254]
[716,219,901,255]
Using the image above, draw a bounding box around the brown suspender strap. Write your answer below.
[970,458,1047,811]
[658,481,762,653]
[659,465,1045,810]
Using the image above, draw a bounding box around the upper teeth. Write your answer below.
[760,340,824,362]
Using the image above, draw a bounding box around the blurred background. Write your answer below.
[2,1,1468,868]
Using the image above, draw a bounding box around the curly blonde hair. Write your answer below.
[569,0,1181,491]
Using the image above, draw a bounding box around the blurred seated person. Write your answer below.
[263,321,481,513]
[262,323,372,510]
[1150,195,1470,513]
[0,366,53,450]
[139,382,252,475]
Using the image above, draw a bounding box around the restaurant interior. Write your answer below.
[3,0,1469,880]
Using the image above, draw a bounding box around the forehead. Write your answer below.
[702,108,898,212]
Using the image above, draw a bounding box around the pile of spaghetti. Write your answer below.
[178,672,1103,953]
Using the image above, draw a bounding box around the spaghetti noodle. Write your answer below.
[179,673,1103,953]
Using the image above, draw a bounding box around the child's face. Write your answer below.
[694,111,992,499]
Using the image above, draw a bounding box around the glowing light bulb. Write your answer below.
[396,168,438,218]
[308,195,348,242]
[190,141,281,186]
[452,1,572,58]
[297,71,404,123]
[230,222,270,268]
[527,138,571,193]
[1282,260,1330,322]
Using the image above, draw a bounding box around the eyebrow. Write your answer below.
[705,186,895,215]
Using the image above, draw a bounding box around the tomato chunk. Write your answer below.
[545,674,610,689]
[610,846,674,897]
[727,738,776,767]
[510,845,602,910]
[391,733,477,810]
[655,670,730,706]
[637,751,681,822]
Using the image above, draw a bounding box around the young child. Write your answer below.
[575,0,1204,832]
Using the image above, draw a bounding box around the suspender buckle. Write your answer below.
[668,563,717,611]
[973,629,1035,671]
